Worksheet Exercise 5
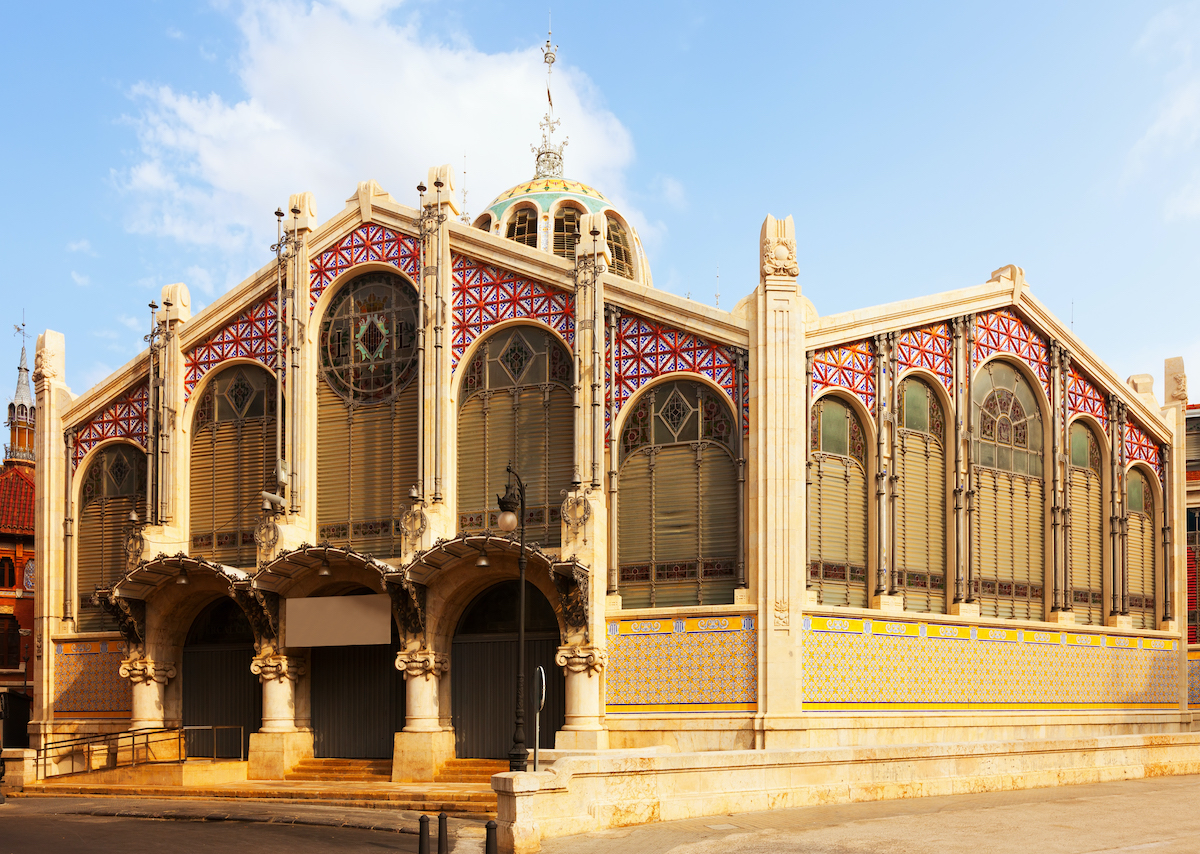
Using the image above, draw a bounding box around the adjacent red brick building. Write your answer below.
[1,343,36,701]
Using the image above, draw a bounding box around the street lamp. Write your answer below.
[496,463,527,772]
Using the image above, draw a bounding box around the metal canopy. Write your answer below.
[399,532,587,583]
[114,554,249,600]
[254,544,397,593]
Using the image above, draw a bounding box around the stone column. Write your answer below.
[247,652,312,780]
[119,655,175,729]
[748,214,806,743]
[555,645,605,736]
[392,650,454,783]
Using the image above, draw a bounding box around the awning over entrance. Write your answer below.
[254,544,397,593]
[113,554,250,600]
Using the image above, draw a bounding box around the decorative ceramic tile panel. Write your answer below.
[609,313,738,432]
[1189,653,1200,709]
[310,223,421,307]
[72,384,148,471]
[606,615,757,713]
[451,253,575,367]
[812,339,875,414]
[803,614,1176,709]
[974,309,1051,399]
[1124,420,1162,478]
[1067,365,1108,427]
[183,292,277,400]
[896,322,953,392]
[53,640,132,717]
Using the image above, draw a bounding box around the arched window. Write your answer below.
[190,365,277,567]
[971,361,1045,620]
[1127,468,1156,629]
[457,326,573,548]
[1068,421,1104,624]
[552,206,581,258]
[896,378,946,613]
[0,615,20,669]
[617,380,738,608]
[77,443,145,632]
[0,557,13,588]
[317,270,419,557]
[474,214,493,233]
[808,396,869,607]
[605,215,634,279]
[506,208,538,248]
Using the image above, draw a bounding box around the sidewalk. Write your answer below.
[540,774,1200,854]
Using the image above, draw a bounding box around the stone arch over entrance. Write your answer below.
[450,580,566,760]
[182,597,261,759]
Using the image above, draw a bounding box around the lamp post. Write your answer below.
[496,464,527,772]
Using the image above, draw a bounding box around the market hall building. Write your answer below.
[23,124,1198,844]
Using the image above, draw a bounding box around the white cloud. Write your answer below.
[67,238,94,254]
[117,314,143,331]
[118,0,637,281]
[71,271,90,286]
[80,362,115,389]
[653,175,688,211]
[166,27,184,40]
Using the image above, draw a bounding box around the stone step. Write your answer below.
[284,772,393,782]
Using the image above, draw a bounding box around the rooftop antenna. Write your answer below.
[13,310,27,345]
[532,18,567,178]
[460,152,471,224]
[715,264,720,309]
[1071,300,1074,332]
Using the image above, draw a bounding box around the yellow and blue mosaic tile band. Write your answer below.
[606,615,757,713]
[804,615,1177,710]
[53,641,132,718]
[1188,651,1200,709]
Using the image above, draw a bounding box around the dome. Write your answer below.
[482,177,610,222]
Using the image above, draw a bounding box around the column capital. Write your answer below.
[395,650,449,681]
[555,644,605,675]
[119,655,176,685]
[251,652,305,683]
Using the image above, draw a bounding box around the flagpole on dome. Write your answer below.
[532,21,567,179]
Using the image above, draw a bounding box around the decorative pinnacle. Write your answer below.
[532,26,567,179]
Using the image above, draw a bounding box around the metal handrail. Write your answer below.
[36,724,246,779]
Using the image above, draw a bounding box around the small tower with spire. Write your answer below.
[6,324,35,467]
[531,26,568,178]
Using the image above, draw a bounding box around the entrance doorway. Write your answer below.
[182,598,262,759]
[451,581,566,759]
[309,589,405,759]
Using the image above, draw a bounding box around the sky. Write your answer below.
[0,1,1197,403]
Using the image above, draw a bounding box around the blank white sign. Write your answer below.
[284,594,391,647]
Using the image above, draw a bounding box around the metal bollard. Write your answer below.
[485,819,498,854]
[419,814,430,854]
[438,812,448,854]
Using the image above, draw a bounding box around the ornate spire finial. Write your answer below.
[531,24,568,178]
[11,319,31,410]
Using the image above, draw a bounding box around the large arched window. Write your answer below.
[1127,467,1156,629]
[457,326,573,547]
[971,361,1045,620]
[1068,421,1104,624]
[77,443,145,632]
[506,208,538,248]
[616,380,738,608]
[808,396,869,608]
[552,206,581,258]
[317,270,419,557]
[605,215,634,279]
[896,378,946,613]
[190,365,277,567]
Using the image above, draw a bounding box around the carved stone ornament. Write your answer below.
[761,236,799,278]
[91,589,145,647]
[1165,357,1188,402]
[119,656,176,685]
[554,645,605,675]
[232,588,280,652]
[552,564,590,641]
[394,650,449,681]
[123,524,145,569]
[33,348,58,383]
[251,653,304,683]
[560,491,592,540]
[387,576,427,638]
[254,513,280,554]
[774,598,790,628]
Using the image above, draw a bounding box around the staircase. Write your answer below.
[285,758,391,782]
[434,759,509,784]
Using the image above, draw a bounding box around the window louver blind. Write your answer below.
[76,444,145,632]
[1128,506,1156,630]
[897,430,946,613]
[808,454,868,608]
[1068,471,1104,625]
[974,470,1044,620]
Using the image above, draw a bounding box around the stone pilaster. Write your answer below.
[748,214,806,733]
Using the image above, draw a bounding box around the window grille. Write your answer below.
[317,271,420,557]
[552,207,581,258]
[190,365,277,568]
[0,615,19,669]
[971,361,1045,620]
[506,208,538,248]
[616,381,738,608]
[1187,507,1199,643]
[77,443,145,632]
[1067,421,1104,624]
[1126,468,1156,629]
[605,215,634,279]
[457,327,573,548]
[808,396,869,608]
[896,378,946,613]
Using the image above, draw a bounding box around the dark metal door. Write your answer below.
[310,642,405,759]
[451,632,566,759]
[181,644,260,758]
